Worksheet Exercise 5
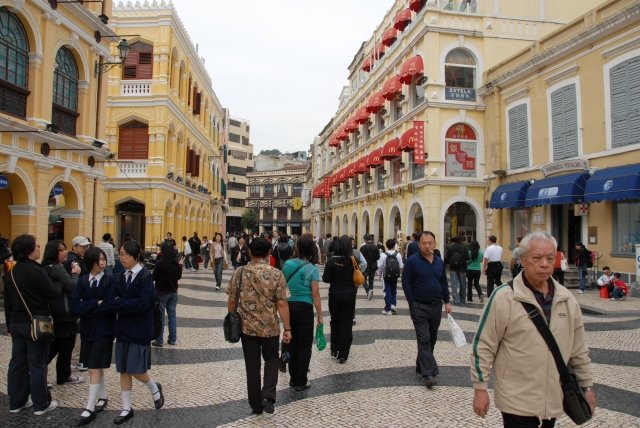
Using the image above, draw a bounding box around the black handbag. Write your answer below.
[223,267,243,343]
[10,270,55,342]
[519,299,593,425]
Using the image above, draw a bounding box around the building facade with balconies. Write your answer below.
[311,0,605,250]
[105,2,226,249]
[0,0,117,245]
[247,162,311,236]
[226,117,253,234]
[484,0,640,279]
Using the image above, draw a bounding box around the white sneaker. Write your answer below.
[381,309,392,315]
[10,398,32,413]
[577,290,584,294]
[390,305,397,314]
[367,290,373,300]
[34,400,58,416]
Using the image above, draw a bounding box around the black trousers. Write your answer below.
[364,266,376,292]
[466,270,483,301]
[329,292,356,360]
[240,334,279,410]
[48,332,76,384]
[409,300,442,377]
[486,262,503,297]
[502,412,556,427]
[288,301,314,387]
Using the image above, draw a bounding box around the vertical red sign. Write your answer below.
[323,177,331,199]
[413,121,425,165]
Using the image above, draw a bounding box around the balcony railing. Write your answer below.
[117,161,147,177]
[120,80,152,96]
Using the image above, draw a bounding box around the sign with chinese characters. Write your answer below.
[445,124,477,177]
[323,177,331,199]
[445,87,476,102]
[413,121,425,165]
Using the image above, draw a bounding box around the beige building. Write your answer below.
[0,0,117,245]
[311,0,605,251]
[484,0,640,279]
[226,117,253,234]
[104,1,225,250]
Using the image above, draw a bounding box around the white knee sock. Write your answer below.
[121,390,132,413]
[81,383,100,416]
[98,376,107,400]
[145,379,160,399]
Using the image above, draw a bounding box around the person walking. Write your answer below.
[360,234,380,299]
[227,237,292,415]
[111,240,165,424]
[466,240,484,303]
[401,231,452,389]
[42,240,83,386]
[152,242,183,347]
[574,242,592,294]
[72,247,116,426]
[552,249,566,285]
[378,239,404,315]
[406,233,419,259]
[210,233,226,290]
[188,232,202,271]
[482,236,504,297]
[445,236,470,305]
[5,234,61,415]
[509,237,524,278]
[182,236,193,271]
[200,236,212,270]
[471,232,596,427]
[274,234,293,270]
[231,235,250,269]
[322,235,358,363]
[283,235,323,391]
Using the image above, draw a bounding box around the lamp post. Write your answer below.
[94,39,131,77]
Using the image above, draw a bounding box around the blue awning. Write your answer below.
[489,181,531,209]
[584,163,640,202]
[524,172,589,207]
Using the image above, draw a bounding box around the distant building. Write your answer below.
[253,152,308,171]
[226,117,253,233]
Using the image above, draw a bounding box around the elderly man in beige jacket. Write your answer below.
[471,231,596,427]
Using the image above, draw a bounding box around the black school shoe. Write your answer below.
[114,408,134,425]
[154,383,165,409]
[95,398,108,413]
[76,409,95,426]
[261,397,274,414]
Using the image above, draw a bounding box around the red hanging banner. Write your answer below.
[323,177,331,199]
[413,121,425,165]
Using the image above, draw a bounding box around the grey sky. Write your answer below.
[170,0,392,154]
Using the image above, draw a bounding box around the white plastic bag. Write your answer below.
[448,314,467,348]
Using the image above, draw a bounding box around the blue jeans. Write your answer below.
[184,254,193,270]
[214,257,224,288]
[156,292,178,345]
[383,278,398,311]
[450,270,467,304]
[578,267,588,291]
[8,322,52,412]
[611,286,626,299]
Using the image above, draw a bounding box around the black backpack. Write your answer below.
[449,249,465,270]
[384,252,401,280]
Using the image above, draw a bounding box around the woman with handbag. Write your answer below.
[5,234,61,415]
[210,233,226,291]
[72,247,117,426]
[283,235,323,391]
[322,235,358,364]
[110,240,165,425]
[152,242,183,347]
[42,240,83,386]
[552,249,566,285]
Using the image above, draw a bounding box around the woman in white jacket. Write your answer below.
[181,236,193,271]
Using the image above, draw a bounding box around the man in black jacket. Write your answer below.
[360,234,380,299]
[188,232,202,271]
[65,236,90,276]
[445,236,470,305]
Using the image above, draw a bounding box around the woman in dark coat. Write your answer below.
[322,235,357,364]
[42,240,82,386]
[72,247,116,425]
[110,240,165,425]
[152,242,183,346]
[231,235,250,269]
[5,234,60,415]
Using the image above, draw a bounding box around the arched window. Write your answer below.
[445,123,477,177]
[0,7,29,117]
[52,46,79,135]
[444,49,476,102]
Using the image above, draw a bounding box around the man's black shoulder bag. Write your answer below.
[508,281,592,425]
[223,267,243,343]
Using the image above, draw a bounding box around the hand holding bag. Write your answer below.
[447,314,467,348]
[352,256,365,286]
[10,270,54,342]
[560,252,569,271]
[223,267,243,343]
[315,322,326,351]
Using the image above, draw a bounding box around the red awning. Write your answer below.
[365,148,384,167]
[346,162,357,178]
[345,117,359,134]
[399,127,418,151]
[362,57,372,72]
[337,168,347,183]
[400,55,424,85]
[382,75,403,101]
[355,106,371,124]
[409,0,425,13]
[331,173,339,187]
[394,9,412,31]
[380,138,401,159]
[382,27,398,47]
[356,156,370,174]
[336,125,349,141]
[313,182,325,198]
[328,136,341,147]
[374,43,386,60]
[366,91,385,114]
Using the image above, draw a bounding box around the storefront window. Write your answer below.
[511,209,530,247]
[614,201,640,255]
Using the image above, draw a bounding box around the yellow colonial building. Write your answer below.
[484,0,640,278]
[311,0,605,251]
[0,0,118,245]
[104,1,226,250]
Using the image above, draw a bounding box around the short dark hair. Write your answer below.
[613,272,622,279]
[121,240,143,262]
[249,236,271,258]
[279,234,289,243]
[385,239,396,250]
[334,235,353,257]
[326,233,332,239]
[84,247,106,272]
[602,265,610,271]
[418,231,436,241]
[296,235,314,260]
[11,234,36,261]
[489,235,497,243]
[102,233,112,242]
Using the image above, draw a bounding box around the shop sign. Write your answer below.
[54,183,64,196]
[0,175,8,189]
[541,159,589,177]
[445,87,476,102]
